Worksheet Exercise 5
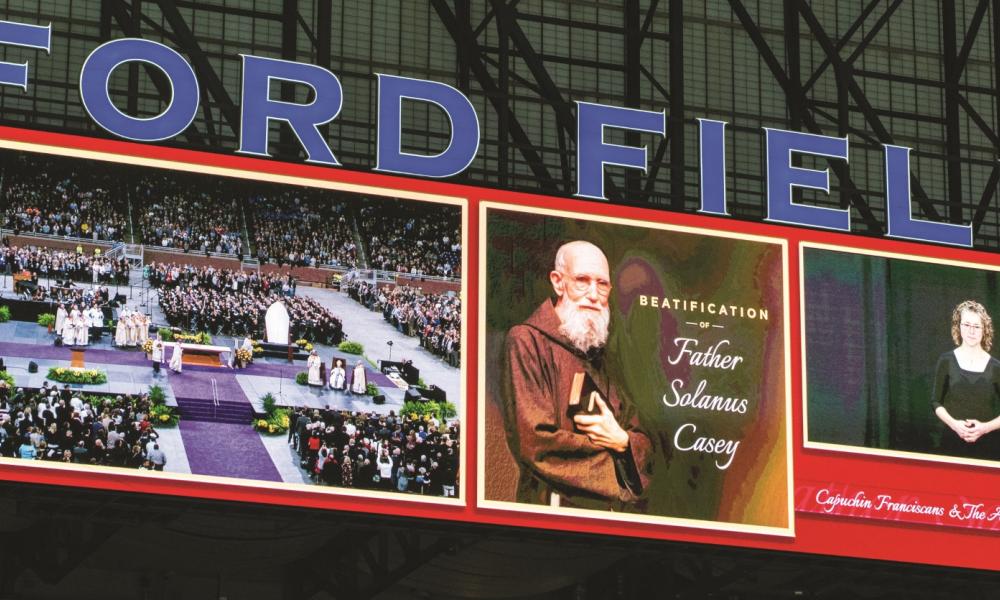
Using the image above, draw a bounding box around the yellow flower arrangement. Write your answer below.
[257,419,268,428]
[268,425,276,433]
[48,366,107,384]
[159,414,170,422]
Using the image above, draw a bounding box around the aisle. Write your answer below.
[171,369,282,481]
[179,420,282,482]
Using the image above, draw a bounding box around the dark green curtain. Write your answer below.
[804,247,998,454]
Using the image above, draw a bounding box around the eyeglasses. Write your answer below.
[961,322,983,331]
[565,273,612,296]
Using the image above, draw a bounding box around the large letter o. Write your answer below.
[80,38,199,142]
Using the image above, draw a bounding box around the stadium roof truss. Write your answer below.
[2,1,1000,247]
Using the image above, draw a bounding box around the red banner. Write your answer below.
[796,481,1000,533]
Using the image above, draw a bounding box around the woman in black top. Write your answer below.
[932,300,1000,459]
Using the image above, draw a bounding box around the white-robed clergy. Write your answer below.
[307,350,323,386]
[87,306,103,338]
[137,314,150,345]
[151,337,164,363]
[62,311,77,346]
[68,306,81,329]
[115,309,129,347]
[126,313,138,347]
[74,313,89,346]
[169,344,183,373]
[350,360,367,395]
[330,358,346,390]
[54,304,67,335]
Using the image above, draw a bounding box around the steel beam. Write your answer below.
[154,0,241,146]
[430,0,558,192]
[801,0,902,94]
[488,0,576,191]
[668,0,684,209]
[943,0,964,224]
[795,0,943,222]
[625,0,641,198]
[102,0,206,146]
[728,0,883,232]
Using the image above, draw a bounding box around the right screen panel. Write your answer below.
[803,243,1000,467]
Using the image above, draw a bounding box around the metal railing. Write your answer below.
[347,268,460,285]
[211,378,219,420]
[0,227,118,247]
[2,230,461,284]
[103,242,127,260]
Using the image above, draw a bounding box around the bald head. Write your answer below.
[550,241,612,352]
[554,241,608,275]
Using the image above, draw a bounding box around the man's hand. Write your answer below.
[573,397,629,453]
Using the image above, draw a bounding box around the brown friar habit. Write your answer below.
[502,299,653,510]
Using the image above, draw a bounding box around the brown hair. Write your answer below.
[951,300,994,351]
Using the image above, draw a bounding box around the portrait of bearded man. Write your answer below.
[501,240,653,510]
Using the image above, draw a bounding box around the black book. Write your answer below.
[567,371,602,417]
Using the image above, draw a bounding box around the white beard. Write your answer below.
[559,305,610,353]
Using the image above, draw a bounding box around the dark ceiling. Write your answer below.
[0,483,996,600]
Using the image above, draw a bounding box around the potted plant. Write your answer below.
[37,313,56,332]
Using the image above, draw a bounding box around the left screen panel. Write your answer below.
[0,143,465,506]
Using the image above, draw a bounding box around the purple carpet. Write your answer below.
[179,420,281,482]
[174,397,252,424]
[168,370,247,403]
[0,341,152,366]
[170,371,253,424]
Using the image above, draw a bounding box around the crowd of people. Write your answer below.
[0,384,169,471]
[133,174,246,255]
[1,244,130,285]
[1,153,129,242]
[347,279,461,367]
[249,192,358,268]
[357,200,462,278]
[147,262,292,294]
[0,241,120,307]
[289,407,459,496]
[150,263,344,343]
[2,154,464,281]
[39,285,113,307]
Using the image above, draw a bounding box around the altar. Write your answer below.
[164,342,232,367]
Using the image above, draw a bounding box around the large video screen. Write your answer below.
[478,204,792,535]
[0,143,465,504]
[1,129,998,571]
[803,243,1000,467]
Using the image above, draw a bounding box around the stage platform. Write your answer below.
[237,374,405,415]
[0,338,403,415]
[0,354,178,404]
